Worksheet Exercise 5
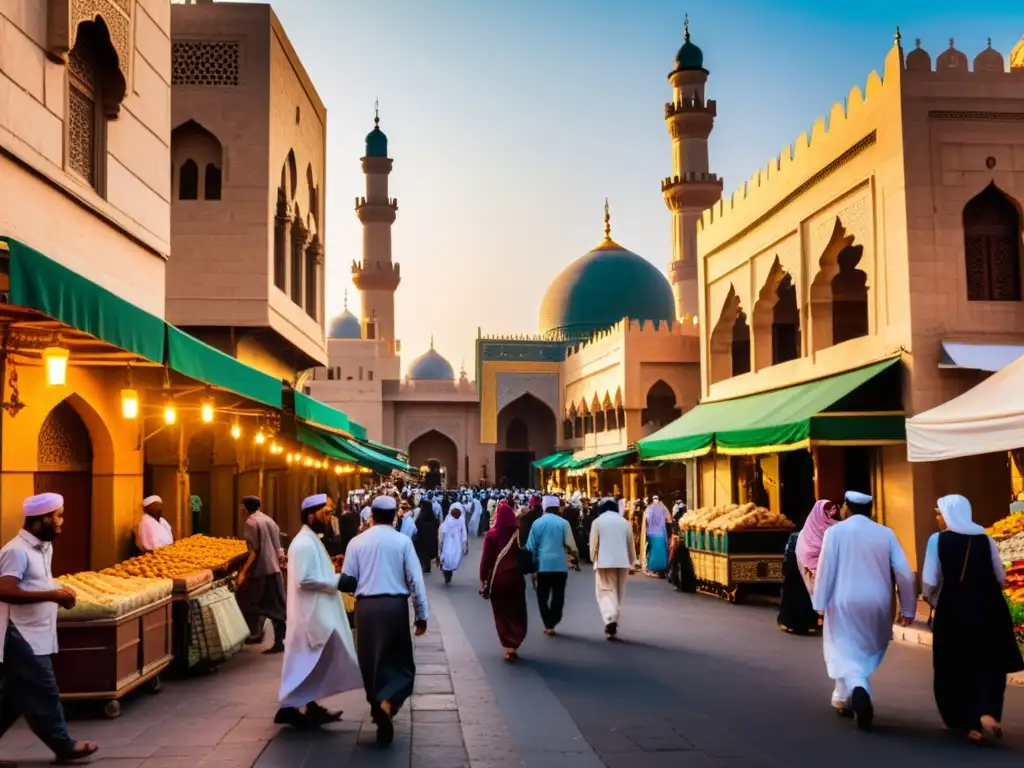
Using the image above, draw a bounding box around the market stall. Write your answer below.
[678,503,795,603]
[990,512,1024,656]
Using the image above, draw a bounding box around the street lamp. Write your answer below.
[42,346,69,387]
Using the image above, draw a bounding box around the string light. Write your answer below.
[42,347,69,387]
[303,456,313,468]
[120,389,139,419]
[286,453,294,464]
[254,431,266,445]
[334,465,343,475]
[231,423,241,440]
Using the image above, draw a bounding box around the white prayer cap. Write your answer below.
[24,493,63,517]
[845,491,873,505]
[301,493,328,511]
[542,495,560,509]
[143,495,161,508]
[599,497,615,506]
[371,495,397,511]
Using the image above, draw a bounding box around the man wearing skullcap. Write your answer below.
[338,494,428,745]
[277,494,361,729]
[524,495,578,636]
[811,491,916,731]
[590,498,637,639]
[0,494,98,761]
[235,496,287,654]
[135,495,173,553]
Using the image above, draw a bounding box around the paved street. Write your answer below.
[2,543,1024,767]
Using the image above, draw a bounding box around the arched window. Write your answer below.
[204,163,222,200]
[964,184,1022,302]
[732,310,751,377]
[771,274,801,364]
[583,412,594,435]
[616,406,625,429]
[273,189,288,291]
[831,246,869,344]
[605,407,617,431]
[573,415,583,439]
[179,160,199,200]
[305,236,319,319]
[290,213,305,306]
[642,381,680,428]
[595,410,606,432]
[562,419,573,441]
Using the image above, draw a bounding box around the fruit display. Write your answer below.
[998,532,1024,563]
[680,503,795,532]
[57,571,173,621]
[101,535,247,581]
[987,512,1024,541]
[1006,561,1024,606]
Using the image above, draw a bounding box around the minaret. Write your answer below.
[662,16,722,331]
[352,102,400,354]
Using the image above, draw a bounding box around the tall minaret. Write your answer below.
[662,16,722,332]
[352,102,400,354]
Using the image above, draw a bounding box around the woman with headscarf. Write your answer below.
[412,499,439,575]
[519,495,543,544]
[640,496,671,576]
[778,499,837,635]
[480,500,528,660]
[924,494,1023,742]
[438,503,468,585]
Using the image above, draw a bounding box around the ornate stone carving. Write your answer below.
[38,402,93,472]
[496,372,559,416]
[67,85,96,184]
[172,41,242,87]
[48,0,131,113]
[810,194,871,269]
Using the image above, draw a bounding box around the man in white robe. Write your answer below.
[590,498,637,639]
[811,491,916,730]
[136,495,173,553]
[468,495,483,537]
[277,494,362,728]
[438,503,468,585]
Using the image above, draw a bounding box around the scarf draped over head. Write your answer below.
[937,494,986,536]
[488,501,518,540]
[795,499,838,573]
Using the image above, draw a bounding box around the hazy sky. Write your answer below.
[225,0,1019,375]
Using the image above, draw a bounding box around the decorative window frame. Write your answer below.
[47,0,133,105]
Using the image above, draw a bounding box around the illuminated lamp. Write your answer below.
[231,423,241,440]
[42,347,69,387]
[163,402,177,425]
[120,389,139,419]
[255,431,266,445]
[200,396,215,424]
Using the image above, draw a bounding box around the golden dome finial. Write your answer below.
[374,97,380,127]
[604,197,611,240]
[430,334,434,350]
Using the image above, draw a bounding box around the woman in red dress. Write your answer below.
[480,500,528,660]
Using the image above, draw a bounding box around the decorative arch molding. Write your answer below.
[495,372,559,419]
[48,0,132,96]
[403,419,465,462]
[709,285,751,383]
[809,194,872,267]
[33,393,114,475]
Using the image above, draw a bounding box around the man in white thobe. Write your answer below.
[438,503,468,585]
[469,495,483,537]
[277,494,362,728]
[135,495,173,553]
[590,498,637,640]
[811,491,916,730]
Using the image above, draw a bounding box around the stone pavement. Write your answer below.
[0,587,522,768]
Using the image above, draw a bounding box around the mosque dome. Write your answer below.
[327,309,361,339]
[365,105,388,158]
[408,340,455,381]
[673,17,704,72]
[538,202,675,341]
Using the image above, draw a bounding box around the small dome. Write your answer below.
[936,39,968,71]
[1012,34,1024,70]
[408,342,454,381]
[539,201,675,341]
[328,309,361,339]
[973,40,1005,73]
[673,16,704,72]
[906,39,931,71]
[365,104,388,158]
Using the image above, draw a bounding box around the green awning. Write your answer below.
[533,450,574,469]
[348,420,368,442]
[593,448,637,469]
[638,358,904,461]
[293,390,350,434]
[294,424,414,476]
[340,436,415,476]
[357,437,407,462]
[167,326,283,408]
[2,236,165,362]
[566,455,599,471]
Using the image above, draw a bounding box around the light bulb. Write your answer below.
[231,424,241,440]
[42,347,69,387]
[286,453,294,464]
[270,442,281,454]
[303,457,313,468]
[335,465,343,474]
[200,397,215,424]
[121,388,139,419]
[163,404,177,425]
[255,431,265,445]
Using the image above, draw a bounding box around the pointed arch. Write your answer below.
[753,257,801,367]
[642,380,680,430]
[172,119,223,201]
[810,219,868,350]
[963,183,1022,302]
[709,285,751,383]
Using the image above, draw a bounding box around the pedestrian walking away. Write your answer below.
[235,495,287,653]
[923,494,1024,743]
[339,495,429,745]
[590,497,637,640]
[277,494,361,729]
[438,503,468,585]
[414,498,439,574]
[0,493,98,763]
[811,491,916,731]
[480,500,528,659]
[525,495,579,635]
[778,499,838,636]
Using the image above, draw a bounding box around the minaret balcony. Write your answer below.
[355,197,398,224]
[351,259,401,291]
[662,174,723,210]
[664,97,716,119]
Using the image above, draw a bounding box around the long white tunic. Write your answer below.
[438,514,467,572]
[468,500,483,535]
[811,515,916,685]
[279,526,362,707]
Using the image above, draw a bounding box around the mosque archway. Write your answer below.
[497,394,556,489]
[641,380,680,431]
[409,430,459,488]
[35,399,94,576]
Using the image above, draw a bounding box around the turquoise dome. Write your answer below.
[365,125,387,158]
[327,309,361,339]
[539,237,675,341]
[408,345,454,381]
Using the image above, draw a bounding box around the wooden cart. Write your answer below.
[54,597,173,718]
[684,527,791,604]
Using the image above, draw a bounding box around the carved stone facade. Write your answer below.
[48,0,133,87]
[495,372,558,416]
[37,402,93,472]
[172,41,242,87]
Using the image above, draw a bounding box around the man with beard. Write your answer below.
[136,495,173,553]
[0,494,98,762]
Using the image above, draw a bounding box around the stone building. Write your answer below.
[641,31,1024,569]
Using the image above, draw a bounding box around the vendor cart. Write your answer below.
[54,597,173,718]
[684,527,790,604]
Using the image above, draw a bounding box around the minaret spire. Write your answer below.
[604,198,611,240]
[684,13,690,43]
[374,97,380,126]
[344,287,349,311]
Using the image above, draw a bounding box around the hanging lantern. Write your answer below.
[270,442,281,454]
[200,396,215,424]
[255,431,266,445]
[286,453,294,464]
[42,347,69,387]
[163,402,177,425]
[121,388,139,419]
[303,456,313,468]
[231,423,241,440]
[334,464,343,475]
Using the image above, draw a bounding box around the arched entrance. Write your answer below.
[408,431,458,488]
[187,430,215,534]
[36,400,93,576]
[497,394,556,488]
[642,380,681,431]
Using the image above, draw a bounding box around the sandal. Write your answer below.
[980,715,1003,740]
[55,741,99,764]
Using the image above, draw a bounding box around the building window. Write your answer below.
[605,407,617,431]
[327,368,335,380]
[831,246,869,344]
[179,160,199,200]
[335,367,341,379]
[290,216,305,306]
[562,419,573,441]
[771,274,801,364]
[274,192,288,291]
[304,240,319,319]
[302,386,310,395]
[358,366,363,381]
[731,310,751,377]
[172,41,241,87]
[67,30,103,191]
[595,410,606,432]
[964,184,1022,302]
[204,163,222,200]
[368,370,374,381]
[366,322,376,340]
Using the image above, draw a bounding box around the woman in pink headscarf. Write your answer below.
[778,500,837,635]
[480,500,527,660]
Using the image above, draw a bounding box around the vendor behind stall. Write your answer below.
[235,496,287,654]
[136,495,173,553]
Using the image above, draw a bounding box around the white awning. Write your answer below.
[938,341,1024,372]
[907,352,1024,462]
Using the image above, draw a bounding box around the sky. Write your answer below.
[223,0,1020,376]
